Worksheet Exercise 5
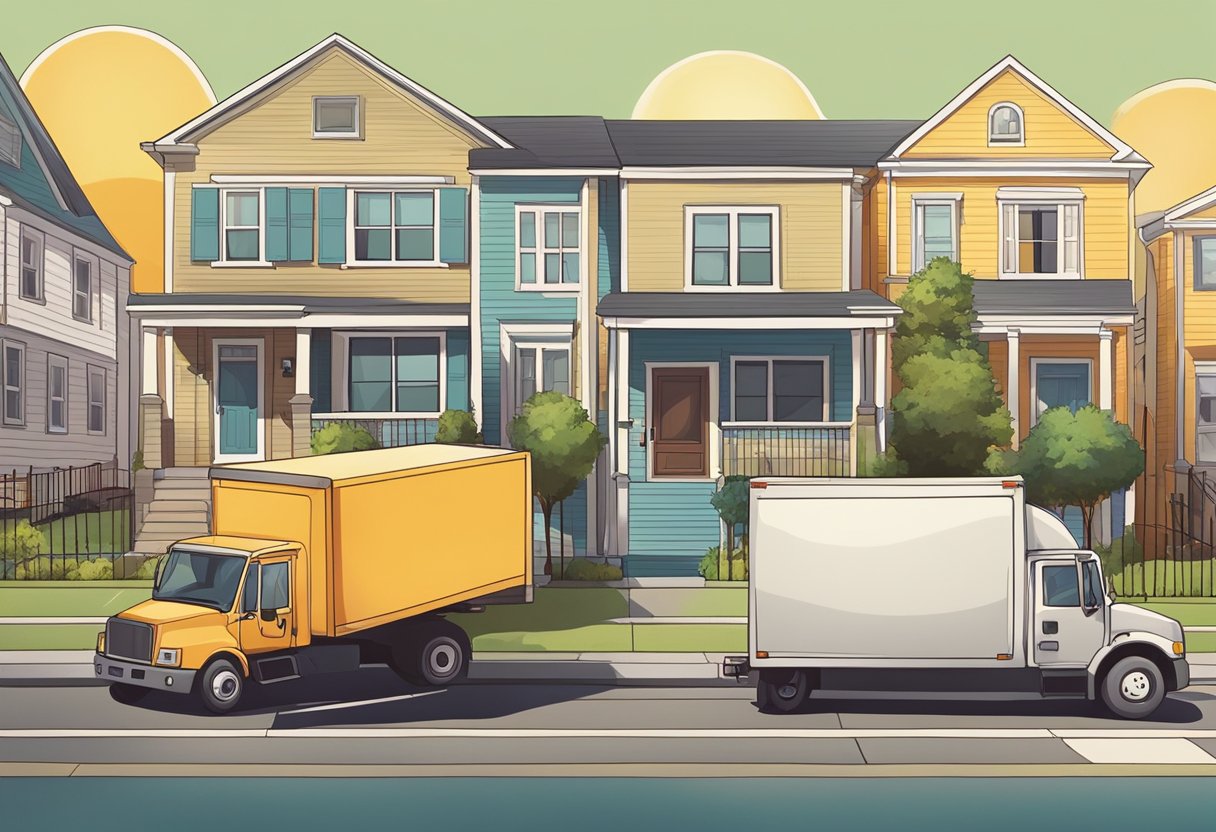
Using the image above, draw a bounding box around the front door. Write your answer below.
[237,557,296,656]
[1031,558,1105,667]
[650,367,710,478]
[1034,361,1092,543]
[214,340,263,462]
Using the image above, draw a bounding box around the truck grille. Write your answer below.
[105,618,152,663]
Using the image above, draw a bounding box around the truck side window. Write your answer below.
[1043,564,1080,607]
[241,564,259,614]
[1082,560,1102,607]
[261,562,290,611]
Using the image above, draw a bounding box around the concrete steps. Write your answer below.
[132,469,212,556]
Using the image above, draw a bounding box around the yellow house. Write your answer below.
[867,56,1150,544]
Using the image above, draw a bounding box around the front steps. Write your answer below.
[131,468,212,556]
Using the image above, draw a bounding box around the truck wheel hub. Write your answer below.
[212,670,240,701]
[777,684,799,700]
[429,643,458,676]
[1120,671,1151,701]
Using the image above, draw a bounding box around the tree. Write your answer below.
[995,405,1144,549]
[710,475,750,579]
[435,409,483,444]
[887,258,1012,476]
[507,391,607,577]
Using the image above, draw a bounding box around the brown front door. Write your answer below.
[651,367,710,478]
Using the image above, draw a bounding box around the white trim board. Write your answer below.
[602,316,896,331]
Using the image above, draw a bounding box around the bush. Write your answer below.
[699,543,748,581]
[8,556,115,580]
[311,423,380,455]
[132,450,145,472]
[556,558,623,581]
[1094,526,1145,577]
[134,556,162,581]
[1,519,44,558]
[435,409,482,444]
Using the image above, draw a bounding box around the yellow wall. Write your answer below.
[172,48,478,301]
[624,180,845,291]
[903,69,1115,159]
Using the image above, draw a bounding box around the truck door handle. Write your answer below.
[1038,640,1060,652]
[1042,621,1059,634]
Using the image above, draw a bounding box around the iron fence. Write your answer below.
[721,425,851,478]
[311,417,439,448]
[1116,468,1216,598]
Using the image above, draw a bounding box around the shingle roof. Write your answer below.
[473,116,619,169]
[970,280,1135,316]
[597,290,900,319]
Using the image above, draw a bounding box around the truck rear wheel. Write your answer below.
[1101,655,1165,720]
[390,619,471,687]
[198,657,245,714]
[757,669,809,714]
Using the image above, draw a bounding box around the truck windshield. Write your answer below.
[153,549,248,612]
[1082,559,1103,608]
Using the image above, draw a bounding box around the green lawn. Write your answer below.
[36,509,132,555]
[0,582,151,616]
[1111,559,1216,598]
[0,624,101,650]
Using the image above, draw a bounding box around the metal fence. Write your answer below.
[0,462,135,579]
[1117,468,1216,598]
[311,417,439,448]
[721,425,851,478]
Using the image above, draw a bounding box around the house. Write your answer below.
[0,51,133,475]
[869,56,1148,546]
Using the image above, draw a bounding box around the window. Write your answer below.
[353,191,435,263]
[261,562,290,611]
[87,366,105,434]
[1198,373,1216,464]
[687,207,778,288]
[72,254,93,322]
[313,96,360,138]
[1042,564,1080,607]
[913,199,959,271]
[0,113,20,167]
[731,357,827,423]
[989,102,1024,144]
[347,335,442,414]
[47,355,67,434]
[515,344,570,412]
[3,341,25,426]
[241,564,260,614]
[1001,202,1081,276]
[1033,361,1091,423]
[20,228,42,300]
[517,207,579,288]
[223,191,261,261]
[1195,237,1216,290]
[1082,560,1102,608]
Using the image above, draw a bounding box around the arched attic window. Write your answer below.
[988,102,1024,145]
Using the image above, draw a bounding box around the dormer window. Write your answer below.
[313,96,360,138]
[988,102,1024,145]
[0,113,20,167]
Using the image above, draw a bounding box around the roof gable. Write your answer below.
[1161,185,1216,223]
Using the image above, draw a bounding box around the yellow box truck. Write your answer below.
[94,445,532,712]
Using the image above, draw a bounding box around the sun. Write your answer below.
[21,26,216,292]
[632,51,823,120]
[1113,79,1216,212]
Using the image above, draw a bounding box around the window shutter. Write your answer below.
[265,187,289,262]
[318,187,347,263]
[288,188,315,262]
[190,188,220,262]
[439,187,468,264]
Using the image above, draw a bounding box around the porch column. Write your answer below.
[875,328,889,452]
[1007,328,1021,449]
[139,327,164,470]
[611,329,631,558]
[1099,328,1114,411]
[289,328,314,458]
[851,330,865,475]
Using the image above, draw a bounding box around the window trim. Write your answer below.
[72,250,95,323]
[0,112,20,167]
[19,226,44,302]
[988,101,1025,147]
[1193,236,1216,291]
[998,199,1084,279]
[345,189,442,268]
[514,204,582,292]
[911,196,962,272]
[1029,357,1093,426]
[683,205,781,291]
[1195,362,1216,464]
[511,341,573,419]
[47,354,68,435]
[2,339,26,427]
[328,330,447,418]
[726,355,832,426]
[86,364,106,436]
[217,187,268,266]
[312,96,362,140]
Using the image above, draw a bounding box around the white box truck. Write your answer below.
[723,477,1189,720]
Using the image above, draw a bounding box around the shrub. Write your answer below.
[132,450,145,472]
[698,543,748,581]
[1,519,44,558]
[435,409,482,444]
[311,423,380,455]
[10,556,115,580]
[1094,526,1145,578]
[557,558,623,581]
[134,556,162,581]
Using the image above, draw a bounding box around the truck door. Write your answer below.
[1032,559,1104,666]
[238,557,297,655]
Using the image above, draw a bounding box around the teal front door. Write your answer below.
[1035,361,1091,544]
[216,343,261,460]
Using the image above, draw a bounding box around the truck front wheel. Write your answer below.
[1101,655,1165,720]
[198,657,245,714]
[757,669,809,714]
[390,619,471,687]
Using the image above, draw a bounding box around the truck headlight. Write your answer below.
[96,632,105,654]
[155,648,181,667]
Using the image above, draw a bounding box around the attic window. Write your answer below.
[988,102,1024,145]
[313,96,360,138]
[0,114,20,167]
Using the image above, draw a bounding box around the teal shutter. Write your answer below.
[288,188,314,261]
[265,187,288,262]
[190,188,219,262]
[318,187,347,263]
[439,187,468,264]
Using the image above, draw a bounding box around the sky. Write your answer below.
[3,0,1215,124]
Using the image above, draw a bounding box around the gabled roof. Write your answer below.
[472,116,619,169]
[1137,185,1216,242]
[886,55,1144,164]
[0,52,129,260]
[147,34,512,152]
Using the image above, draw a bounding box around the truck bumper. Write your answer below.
[722,656,751,679]
[1173,657,1190,691]
[94,653,195,694]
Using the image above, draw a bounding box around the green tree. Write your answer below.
[996,405,1144,549]
[507,391,607,577]
[435,409,483,444]
[709,475,749,579]
[887,258,1012,476]
[310,422,379,455]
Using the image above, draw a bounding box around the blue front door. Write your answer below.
[1035,361,1091,544]
[217,344,259,457]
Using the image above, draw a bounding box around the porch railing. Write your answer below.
[721,424,851,478]
[311,416,439,449]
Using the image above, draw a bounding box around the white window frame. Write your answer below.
[86,365,106,436]
[1029,357,1093,426]
[326,331,446,418]
[346,189,441,267]
[725,355,834,426]
[19,226,43,302]
[0,112,20,167]
[2,339,25,427]
[514,204,582,292]
[998,199,1083,279]
[312,96,361,139]
[912,195,962,272]
[72,250,94,323]
[684,205,781,291]
[988,101,1025,146]
[217,188,267,265]
[512,341,573,416]
[47,354,68,435]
